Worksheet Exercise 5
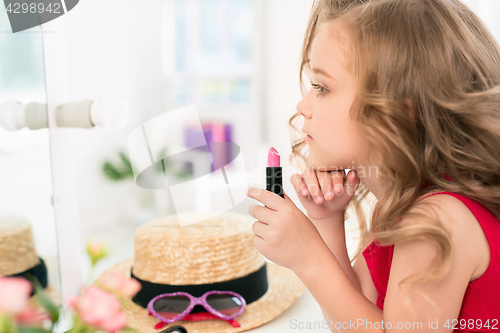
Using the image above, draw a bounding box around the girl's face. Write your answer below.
[296,20,368,173]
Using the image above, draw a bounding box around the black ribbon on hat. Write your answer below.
[131,263,268,308]
[8,257,48,296]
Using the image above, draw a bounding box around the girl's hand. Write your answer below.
[247,188,330,274]
[290,168,360,220]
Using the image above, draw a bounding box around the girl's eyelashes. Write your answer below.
[310,82,328,96]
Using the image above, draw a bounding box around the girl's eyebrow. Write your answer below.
[312,67,338,81]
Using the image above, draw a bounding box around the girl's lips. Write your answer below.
[306,135,313,141]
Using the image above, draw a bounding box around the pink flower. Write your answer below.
[73,286,127,332]
[86,238,108,266]
[0,277,32,315]
[67,295,78,309]
[15,307,50,327]
[89,239,104,254]
[99,272,141,298]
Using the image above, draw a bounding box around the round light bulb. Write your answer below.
[90,96,130,130]
[0,101,27,131]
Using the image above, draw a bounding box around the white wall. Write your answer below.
[262,0,314,180]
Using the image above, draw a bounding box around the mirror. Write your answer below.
[0,5,61,306]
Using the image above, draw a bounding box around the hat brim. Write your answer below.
[98,258,306,333]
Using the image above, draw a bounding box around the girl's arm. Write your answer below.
[324,237,379,327]
[351,236,378,305]
[310,212,379,305]
[309,211,362,292]
[295,240,384,333]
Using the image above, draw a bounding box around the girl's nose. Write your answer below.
[296,98,312,119]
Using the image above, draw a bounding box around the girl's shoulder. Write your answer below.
[410,190,490,282]
[413,190,482,229]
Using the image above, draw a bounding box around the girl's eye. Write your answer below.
[310,82,328,96]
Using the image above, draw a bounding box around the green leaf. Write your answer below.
[18,327,50,333]
[102,162,124,181]
[0,314,19,333]
[156,147,168,162]
[102,151,136,182]
[25,274,59,323]
[155,147,172,174]
[118,152,134,178]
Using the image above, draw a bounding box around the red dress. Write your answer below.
[362,191,500,331]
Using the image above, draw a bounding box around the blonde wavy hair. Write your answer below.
[289,0,500,315]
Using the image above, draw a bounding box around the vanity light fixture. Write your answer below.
[0,95,130,131]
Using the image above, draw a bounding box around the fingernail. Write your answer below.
[301,188,308,195]
[315,197,323,204]
[334,184,343,194]
[325,192,333,199]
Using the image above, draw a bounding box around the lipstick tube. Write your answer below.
[266,147,284,198]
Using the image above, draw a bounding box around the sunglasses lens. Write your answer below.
[206,293,244,316]
[153,295,190,319]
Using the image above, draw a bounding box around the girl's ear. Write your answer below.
[403,98,416,123]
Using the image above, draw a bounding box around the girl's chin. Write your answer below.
[309,157,346,171]
[309,159,330,170]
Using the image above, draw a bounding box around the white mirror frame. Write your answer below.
[42,15,84,323]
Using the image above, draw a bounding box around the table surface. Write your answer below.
[248,287,333,332]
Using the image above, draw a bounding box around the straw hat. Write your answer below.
[98,211,306,333]
[0,212,61,306]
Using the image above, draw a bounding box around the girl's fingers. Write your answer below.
[330,169,346,196]
[345,169,360,196]
[291,168,359,202]
[252,220,267,240]
[249,204,272,224]
[290,173,308,196]
[247,187,286,211]
[302,168,323,204]
[316,170,334,201]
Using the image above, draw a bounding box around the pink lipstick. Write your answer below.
[266,147,284,198]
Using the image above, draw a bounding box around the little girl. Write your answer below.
[247,0,500,332]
